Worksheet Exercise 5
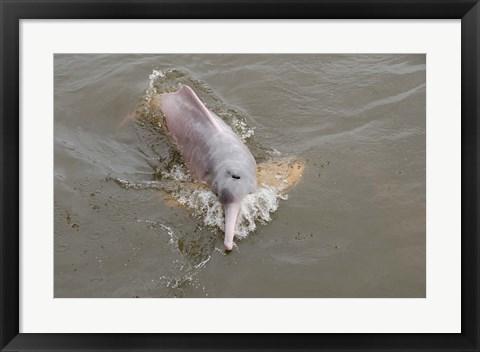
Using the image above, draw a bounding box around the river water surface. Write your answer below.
[54,54,426,298]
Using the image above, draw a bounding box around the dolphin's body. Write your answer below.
[159,85,257,250]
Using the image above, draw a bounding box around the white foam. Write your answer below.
[221,113,255,142]
[146,69,165,98]
[161,164,193,182]
[173,183,285,240]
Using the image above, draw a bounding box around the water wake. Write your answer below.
[123,68,293,244]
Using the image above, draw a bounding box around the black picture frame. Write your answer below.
[1,1,479,351]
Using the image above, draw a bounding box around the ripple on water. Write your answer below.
[55,243,71,253]
[87,231,104,241]
[335,199,354,214]
[394,192,416,204]
[372,194,396,208]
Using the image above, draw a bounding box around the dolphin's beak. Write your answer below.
[223,201,242,250]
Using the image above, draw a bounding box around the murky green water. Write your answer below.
[54,54,425,297]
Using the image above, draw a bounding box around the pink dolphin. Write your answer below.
[159,85,257,250]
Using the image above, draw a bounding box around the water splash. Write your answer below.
[113,69,299,296]
[161,164,193,182]
[216,109,255,142]
[173,182,286,240]
[135,219,177,245]
[125,69,298,245]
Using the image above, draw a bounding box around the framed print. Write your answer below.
[1,0,479,351]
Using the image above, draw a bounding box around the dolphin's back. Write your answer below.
[160,85,255,185]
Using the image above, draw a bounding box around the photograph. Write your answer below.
[2,0,479,348]
[54,54,426,298]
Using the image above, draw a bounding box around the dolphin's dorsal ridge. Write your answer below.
[178,85,223,132]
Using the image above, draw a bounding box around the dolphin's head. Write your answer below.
[212,164,257,251]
